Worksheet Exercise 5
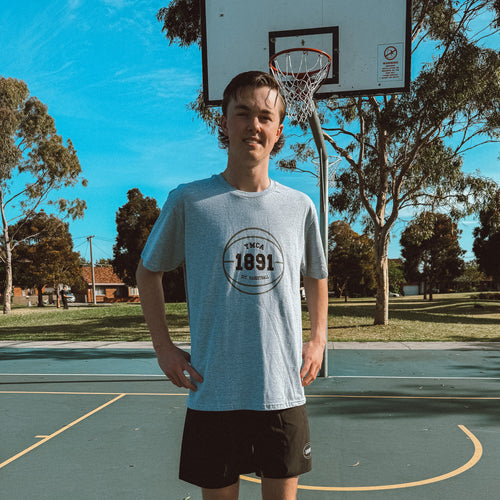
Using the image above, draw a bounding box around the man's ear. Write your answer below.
[220,115,228,136]
[275,123,284,142]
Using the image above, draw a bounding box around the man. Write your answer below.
[60,286,69,309]
[137,71,328,500]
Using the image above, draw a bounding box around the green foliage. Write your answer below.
[401,212,465,297]
[0,77,87,313]
[112,188,186,301]
[112,188,160,285]
[454,260,488,292]
[388,259,405,294]
[473,189,500,286]
[328,221,376,298]
[157,0,201,47]
[11,212,84,305]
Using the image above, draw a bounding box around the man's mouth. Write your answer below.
[244,137,261,146]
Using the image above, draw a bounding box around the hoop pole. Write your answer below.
[307,106,329,378]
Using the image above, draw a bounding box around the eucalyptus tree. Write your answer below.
[0,77,86,313]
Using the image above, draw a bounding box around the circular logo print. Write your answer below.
[303,442,312,460]
[222,227,284,295]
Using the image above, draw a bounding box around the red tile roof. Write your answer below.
[81,266,125,285]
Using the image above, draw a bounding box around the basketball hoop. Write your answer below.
[312,155,341,188]
[269,47,332,123]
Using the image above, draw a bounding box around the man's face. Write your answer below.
[220,86,284,166]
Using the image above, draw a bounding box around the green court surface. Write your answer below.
[1,343,499,499]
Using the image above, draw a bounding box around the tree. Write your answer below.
[388,259,405,295]
[112,188,186,302]
[473,188,500,288]
[156,0,500,323]
[0,77,86,313]
[11,212,84,307]
[328,221,376,299]
[112,188,161,285]
[400,212,465,300]
[454,260,488,292]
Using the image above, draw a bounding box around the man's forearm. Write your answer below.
[303,276,328,345]
[136,259,173,350]
[136,259,203,391]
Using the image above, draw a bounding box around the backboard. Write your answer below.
[201,0,412,105]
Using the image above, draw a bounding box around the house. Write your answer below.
[11,286,36,306]
[80,266,140,303]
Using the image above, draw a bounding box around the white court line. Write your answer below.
[0,373,165,377]
[331,375,500,380]
[1,373,500,380]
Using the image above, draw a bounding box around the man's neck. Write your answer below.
[222,163,270,192]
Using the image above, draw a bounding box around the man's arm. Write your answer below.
[136,259,203,391]
[300,276,328,386]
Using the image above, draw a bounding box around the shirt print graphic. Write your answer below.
[222,227,284,295]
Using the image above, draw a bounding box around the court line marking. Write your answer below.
[241,425,483,491]
[332,376,500,380]
[0,393,125,470]
[307,394,500,400]
[2,373,500,381]
[1,390,500,400]
[0,373,165,377]
[0,391,188,396]
[0,393,489,488]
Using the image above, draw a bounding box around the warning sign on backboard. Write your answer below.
[378,43,404,82]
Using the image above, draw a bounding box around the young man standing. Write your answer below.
[137,71,328,500]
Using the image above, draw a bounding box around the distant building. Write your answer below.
[402,282,422,296]
[80,266,139,303]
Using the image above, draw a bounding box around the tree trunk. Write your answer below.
[37,286,44,307]
[1,195,12,314]
[3,248,12,314]
[374,227,390,325]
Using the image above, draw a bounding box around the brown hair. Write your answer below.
[218,71,286,156]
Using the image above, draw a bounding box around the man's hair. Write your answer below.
[218,71,286,156]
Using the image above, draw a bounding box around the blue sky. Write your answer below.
[1,0,498,264]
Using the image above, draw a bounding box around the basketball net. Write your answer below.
[270,48,332,123]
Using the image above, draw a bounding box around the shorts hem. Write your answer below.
[180,467,312,490]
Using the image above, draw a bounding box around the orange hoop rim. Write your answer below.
[269,47,332,79]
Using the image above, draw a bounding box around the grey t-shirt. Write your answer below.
[142,174,327,411]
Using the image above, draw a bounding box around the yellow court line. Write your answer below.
[241,425,483,492]
[2,390,499,401]
[0,394,126,470]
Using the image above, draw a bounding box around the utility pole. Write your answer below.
[87,235,96,305]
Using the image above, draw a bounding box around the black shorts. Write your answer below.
[179,405,312,489]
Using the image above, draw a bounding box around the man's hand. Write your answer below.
[300,340,325,387]
[155,344,204,392]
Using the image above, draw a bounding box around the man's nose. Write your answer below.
[248,115,261,131]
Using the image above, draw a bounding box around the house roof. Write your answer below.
[81,266,126,286]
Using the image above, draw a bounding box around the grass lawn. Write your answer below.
[1,293,499,343]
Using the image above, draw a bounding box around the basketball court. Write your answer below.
[2,1,496,498]
[1,341,499,499]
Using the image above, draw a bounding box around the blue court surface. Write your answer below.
[1,341,499,499]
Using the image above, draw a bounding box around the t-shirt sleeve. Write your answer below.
[141,188,185,272]
[301,203,328,279]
